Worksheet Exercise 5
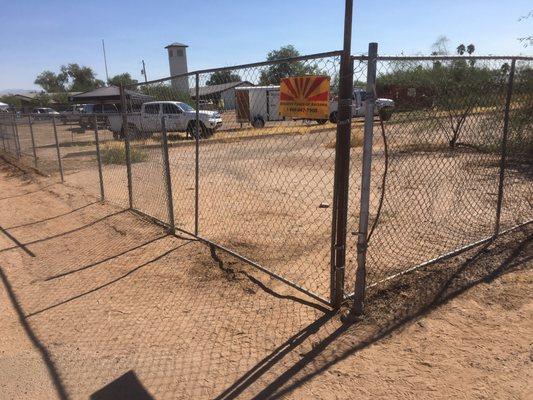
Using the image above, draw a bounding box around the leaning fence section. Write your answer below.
[345,55,532,299]
[500,59,532,233]
[195,55,341,302]
[125,52,342,303]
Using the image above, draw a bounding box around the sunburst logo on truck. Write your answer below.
[279,75,330,119]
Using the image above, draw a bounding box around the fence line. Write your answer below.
[0,48,531,311]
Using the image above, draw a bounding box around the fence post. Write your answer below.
[494,58,516,237]
[94,115,105,202]
[351,42,378,317]
[28,114,38,168]
[120,85,134,209]
[161,116,176,233]
[12,114,21,159]
[194,72,200,236]
[52,116,64,182]
[1,118,6,151]
[330,0,354,309]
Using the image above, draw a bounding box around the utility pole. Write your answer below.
[141,60,148,83]
[102,39,110,84]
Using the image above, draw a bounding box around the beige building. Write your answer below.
[166,42,189,92]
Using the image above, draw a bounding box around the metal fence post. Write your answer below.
[194,72,200,236]
[351,42,378,316]
[1,118,6,151]
[494,58,516,237]
[94,115,105,202]
[161,116,176,233]
[52,116,64,182]
[330,0,354,308]
[28,114,38,168]
[120,85,134,209]
[12,114,21,159]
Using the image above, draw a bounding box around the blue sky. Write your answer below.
[0,0,531,90]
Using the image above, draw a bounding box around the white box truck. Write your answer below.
[235,86,284,128]
[236,85,395,128]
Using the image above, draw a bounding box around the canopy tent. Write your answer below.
[69,86,154,105]
[0,101,9,109]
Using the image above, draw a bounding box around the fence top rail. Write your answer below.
[351,55,533,61]
[127,49,343,89]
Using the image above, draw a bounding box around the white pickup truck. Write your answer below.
[325,88,395,124]
[108,101,223,139]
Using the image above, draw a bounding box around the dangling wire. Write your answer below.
[366,113,389,244]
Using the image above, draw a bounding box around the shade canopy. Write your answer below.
[70,86,153,104]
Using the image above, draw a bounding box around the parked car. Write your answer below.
[108,101,222,139]
[59,104,85,124]
[79,103,119,130]
[328,88,395,123]
[32,107,60,120]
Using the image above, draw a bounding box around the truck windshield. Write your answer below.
[178,102,195,112]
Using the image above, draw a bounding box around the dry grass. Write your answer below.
[100,141,148,165]
[325,125,364,148]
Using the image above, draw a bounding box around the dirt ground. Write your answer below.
[0,158,531,400]
[49,116,531,302]
[3,112,531,303]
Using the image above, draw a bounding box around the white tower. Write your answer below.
[166,42,189,92]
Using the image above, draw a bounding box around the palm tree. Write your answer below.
[457,44,466,55]
[466,44,475,55]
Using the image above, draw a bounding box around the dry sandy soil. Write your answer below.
[49,115,531,302]
[0,157,532,400]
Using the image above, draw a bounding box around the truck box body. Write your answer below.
[235,86,284,126]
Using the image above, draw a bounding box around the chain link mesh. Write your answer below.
[1,53,530,307]
[346,56,532,294]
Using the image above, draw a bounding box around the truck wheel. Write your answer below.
[187,121,207,139]
[128,123,140,138]
[329,111,338,124]
[252,117,265,129]
[315,119,328,125]
[379,108,393,121]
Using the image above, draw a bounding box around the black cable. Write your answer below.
[366,115,389,243]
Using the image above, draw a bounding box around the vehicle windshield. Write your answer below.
[177,102,195,112]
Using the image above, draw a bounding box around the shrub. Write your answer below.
[100,142,147,165]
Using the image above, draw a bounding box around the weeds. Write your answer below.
[100,142,148,165]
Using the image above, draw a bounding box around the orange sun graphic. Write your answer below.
[280,76,330,102]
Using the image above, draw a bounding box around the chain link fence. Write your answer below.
[345,54,532,305]
[1,48,531,310]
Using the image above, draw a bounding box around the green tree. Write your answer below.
[456,44,466,55]
[139,83,193,105]
[206,70,241,86]
[259,45,319,85]
[0,95,23,108]
[108,73,138,87]
[33,92,51,106]
[35,64,105,93]
[466,44,475,55]
[61,64,105,91]
[431,35,450,55]
[34,70,69,92]
[377,61,505,147]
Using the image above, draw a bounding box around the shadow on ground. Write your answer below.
[0,173,531,399]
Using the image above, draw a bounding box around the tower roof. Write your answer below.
[165,42,188,48]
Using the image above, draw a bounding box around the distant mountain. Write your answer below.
[0,89,38,96]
